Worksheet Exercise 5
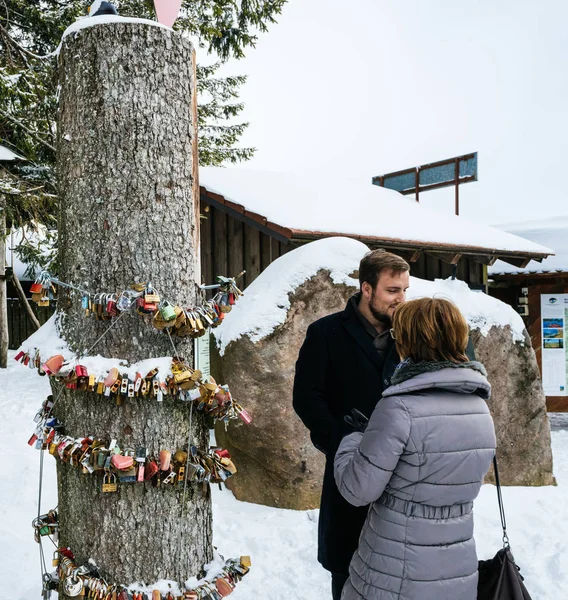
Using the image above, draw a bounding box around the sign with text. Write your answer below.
[541,294,568,396]
[194,334,211,379]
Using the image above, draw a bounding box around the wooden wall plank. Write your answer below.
[410,252,427,280]
[212,206,228,282]
[425,254,440,281]
[439,259,453,280]
[260,232,272,271]
[228,215,244,280]
[271,238,280,262]
[200,203,213,287]
[243,223,261,287]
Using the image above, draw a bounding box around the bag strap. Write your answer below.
[493,455,510,547]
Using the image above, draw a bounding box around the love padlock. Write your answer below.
[41,354,65,375]
[75,365,89,390]
[30,282,43,294]
[159,300,177,321]
[63,572,84,597]
[136,296,158,314]
[106,293,118,317]
[102,471,118,493]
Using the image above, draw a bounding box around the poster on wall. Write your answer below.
[541,294,568,396]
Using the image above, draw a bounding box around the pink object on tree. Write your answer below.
[153,0,182,28]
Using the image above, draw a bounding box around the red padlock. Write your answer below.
[23,355,30,366]
[228,292,236,306]
[75,365,88,378]
[215,577,234,597]
[14,351,24,362]
[106,294,118,317]
[30,282,43,294]
[28,433,38,446]
[215,449,231,459]
[66,372,77,390]
[58,547,74,560]
[144,460,159,481]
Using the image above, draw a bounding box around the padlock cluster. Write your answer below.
[29,271,57,306]
[29,272,244,338]
[29,400,238,490]
[25,270,252,598]
[33,509,58,544]
[44,545,250,599]
[16,353,252,424]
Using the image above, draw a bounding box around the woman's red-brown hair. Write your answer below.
[392,297,469,363]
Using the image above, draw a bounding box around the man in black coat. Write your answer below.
[293,250,411,600]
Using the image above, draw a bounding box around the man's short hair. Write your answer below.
[359,250,410,290]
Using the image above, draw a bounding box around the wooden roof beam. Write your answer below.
[497,256,532,269]
[472,255,499,266]
[393,249,423,263]
[426,251,462,265]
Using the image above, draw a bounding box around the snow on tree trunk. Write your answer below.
[55,22,211,588]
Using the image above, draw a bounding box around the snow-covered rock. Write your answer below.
[214,237,553,510]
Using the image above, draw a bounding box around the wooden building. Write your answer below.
[199,167,550,290]
[489,218,568,412]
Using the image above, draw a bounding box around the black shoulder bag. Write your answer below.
[477,457,533,600]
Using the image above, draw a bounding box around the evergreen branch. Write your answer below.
[0,109,55,152]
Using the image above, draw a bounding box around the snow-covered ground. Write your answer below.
[1,350,567,599]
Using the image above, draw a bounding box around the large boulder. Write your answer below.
[213,238,555,510]
[471,327,555,486]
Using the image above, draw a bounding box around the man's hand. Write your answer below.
[344,409,369,433]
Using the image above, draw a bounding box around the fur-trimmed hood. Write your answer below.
[385,359,491,400]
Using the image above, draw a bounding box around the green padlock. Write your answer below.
[159,300,177,321]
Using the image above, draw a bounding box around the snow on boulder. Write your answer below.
[213,236,364,355]
[213,237,554,510]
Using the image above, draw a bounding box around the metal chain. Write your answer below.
[179,402,194,566]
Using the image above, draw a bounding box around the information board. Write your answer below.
[541,294,568,396]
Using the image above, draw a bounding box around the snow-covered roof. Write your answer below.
[489,217,568,276]
[213,237,527,354]
[0,145,23,162]
[199,167,552,259]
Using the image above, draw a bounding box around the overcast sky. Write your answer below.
[218,0,568,226]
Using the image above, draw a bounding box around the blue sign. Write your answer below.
[373,153,478,195]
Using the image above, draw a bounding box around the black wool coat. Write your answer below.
[292,298,399,574]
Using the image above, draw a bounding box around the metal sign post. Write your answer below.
[372,152,478,215]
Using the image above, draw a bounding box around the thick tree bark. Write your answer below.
[56,22,211,589]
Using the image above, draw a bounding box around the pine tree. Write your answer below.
[0,0,286,266]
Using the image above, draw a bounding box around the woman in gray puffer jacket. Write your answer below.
[334,297,496,600]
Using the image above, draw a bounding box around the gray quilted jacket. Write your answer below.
[334,361,496,600]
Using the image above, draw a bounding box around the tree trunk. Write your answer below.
[0,193,8,368]
[56,21,210,589]
[11,270,41,331]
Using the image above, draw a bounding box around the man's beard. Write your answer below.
[369,290,393,325]
[370,306,391,325]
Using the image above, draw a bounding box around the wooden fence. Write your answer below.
[7,298,55,349]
